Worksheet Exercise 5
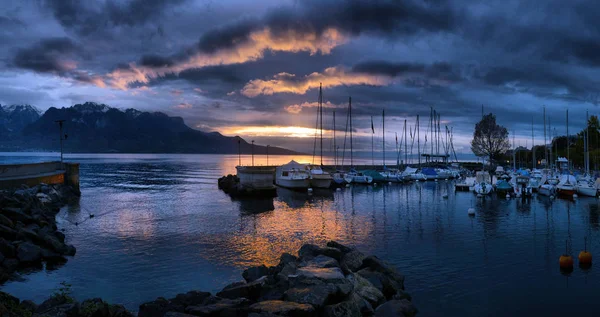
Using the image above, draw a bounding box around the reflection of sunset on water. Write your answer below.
[204,197,374,268]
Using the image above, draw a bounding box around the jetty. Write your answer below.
[0,161,80,194]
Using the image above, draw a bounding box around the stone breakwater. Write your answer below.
[138,241,417,317]
[0,183,78,282]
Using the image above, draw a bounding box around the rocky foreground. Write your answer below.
[0,241,415,316]
[0,184,78,282]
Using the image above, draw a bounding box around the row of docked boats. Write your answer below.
[274,160,460,190]
[457,163,600,198]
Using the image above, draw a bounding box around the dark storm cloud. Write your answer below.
[13,37,82,73]
[42,0,187,36]
[352,61,462,84]
[139,55,176,68]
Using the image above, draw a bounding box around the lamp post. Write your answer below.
[251,140,255,166]
[54,120,66,163]
[237,139,241,166]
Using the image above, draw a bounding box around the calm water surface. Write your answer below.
[1,153,600,316]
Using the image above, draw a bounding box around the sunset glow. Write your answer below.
[219,126,330,138]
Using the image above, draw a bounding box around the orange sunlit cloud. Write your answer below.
[241,66,392,97]
[285,101,341,114]
[174,102,193,109]
[105,28,346,90]
[220,126,331,138]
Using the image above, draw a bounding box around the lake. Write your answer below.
[1,153,599,316]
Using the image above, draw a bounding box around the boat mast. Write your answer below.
[567,109,569,170]
[417,115,421,166]
[532,117,535,169]
[319,83,323,166]
[543,107,547,168]
[382,109,385,169]
[404,119,407,167]
[513,130,516,171]
[350,97,353,168]
[371,116,374,167]
[586,110,590,175]
[333,110,336,170]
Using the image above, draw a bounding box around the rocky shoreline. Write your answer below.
[1,185,416,316]
[0,183,78,282]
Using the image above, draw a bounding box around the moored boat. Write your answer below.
[275,160,311,189]
[556,174,576,198]
[306,165,333,189]
[344,169,373,184]
[473,171,493,195]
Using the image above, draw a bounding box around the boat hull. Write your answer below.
[557,186,576,197]
[538,185,555,197]
[474,183,492,195]
[276,178,311,189]
[577,186,597,197]
[310,177,332,189]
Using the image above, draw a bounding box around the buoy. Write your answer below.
[336,188,341,191]
[435,179,438,182]
[389,182,392,185]
[374,183,377,187]
[550,195,555,199]
[307,188,313,194]
[445,179,449,181]
[416,180,420,182]
[346,184,351,188]
[573,193,578,198]
[505,193,510,199]
[443,194,448,199]
[578,237,592,269]
[559,240,574,273]
[468,208,475,216]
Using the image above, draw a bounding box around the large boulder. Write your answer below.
[360,256,405,289]
[0,225,16,240]
[323,300,362,317]
[2,208,33,224]
[0,239,15,257]
[169,291,212,310]
[284,283,338,309]
[295,267,345,282]
[357,268,404,300]
[80,298,109,317]
[16,242,42,264]
[302,255,339,268]
[243,265,270,282]
[216,277,267,301]
[0,215,14,228]
[138,297,170,317]
[348,273,385,308]
[185,298,250,316]
[2,258,19,271]
[298,244,342,261]
[326,241,354,254]
[249,300,315,317]
[374,299,418,317]
[341,250,365,273]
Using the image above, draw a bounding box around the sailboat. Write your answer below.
[556,110,575,198]
[378,110,402,182]
[344,97,373,184]
[307,84,333,188]
[577,111,596,197]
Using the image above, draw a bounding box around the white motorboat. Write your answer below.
[529,169,543,191]
[473,171,493,195]
[344,169,373,184]
[577,179,597,197]
[401,167,425,181]
[306,165,332,188]
[380,169,403,182]
[275,160,311,189]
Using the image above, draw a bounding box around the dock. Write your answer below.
[0,161,80,194]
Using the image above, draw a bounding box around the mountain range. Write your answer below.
[0,102,297,155]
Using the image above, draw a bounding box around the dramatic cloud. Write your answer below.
[285,101,340,114]
[13,37,81,73]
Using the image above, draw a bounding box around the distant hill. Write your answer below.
[0,104,41,137]
[0,102,298,155]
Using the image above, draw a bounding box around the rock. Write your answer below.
[303,255,339,268]
[64,244,76,256]
[249,300,314,317]
[0,215,14,228]
[392,290,412,301]
[284,283,338,309]
[2,258,19,271]
[80,298,109,317]
[138,297,170,317]
[360,256,405,289]
[295,267,345,282]
[36,295,72,314]
[279,253,298,266]
[357,268,404,299]
[258,280,289,301]
[0,224,16,240]
[17,227,41,243]
[348,273,385,308]
[0,291,19,306]
[16,242,42,264]
[2,208,33,224]
[0,238,15,257]
[298,244,321,260]
[20,299,37,313]
[374,299,417,317]
[341,250,365,273]
[165,313,197,317]
[108,304,135,317]
[326,241,354,254]
[54,231,66,243]
[38,303,80,317]
[185,298,250,316]
[323,300,362,317]
[41,248,67,262]
[170,291,212,309]
[350,292,374,316]
[243,265,269,282]
[216,276,267,301]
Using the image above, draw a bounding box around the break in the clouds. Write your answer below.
[2,0,600,153]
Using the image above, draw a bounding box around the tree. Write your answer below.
[471,113,510,168]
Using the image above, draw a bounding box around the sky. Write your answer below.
[1,0,600,155]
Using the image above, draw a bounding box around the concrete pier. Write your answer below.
[0,161,80,194]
